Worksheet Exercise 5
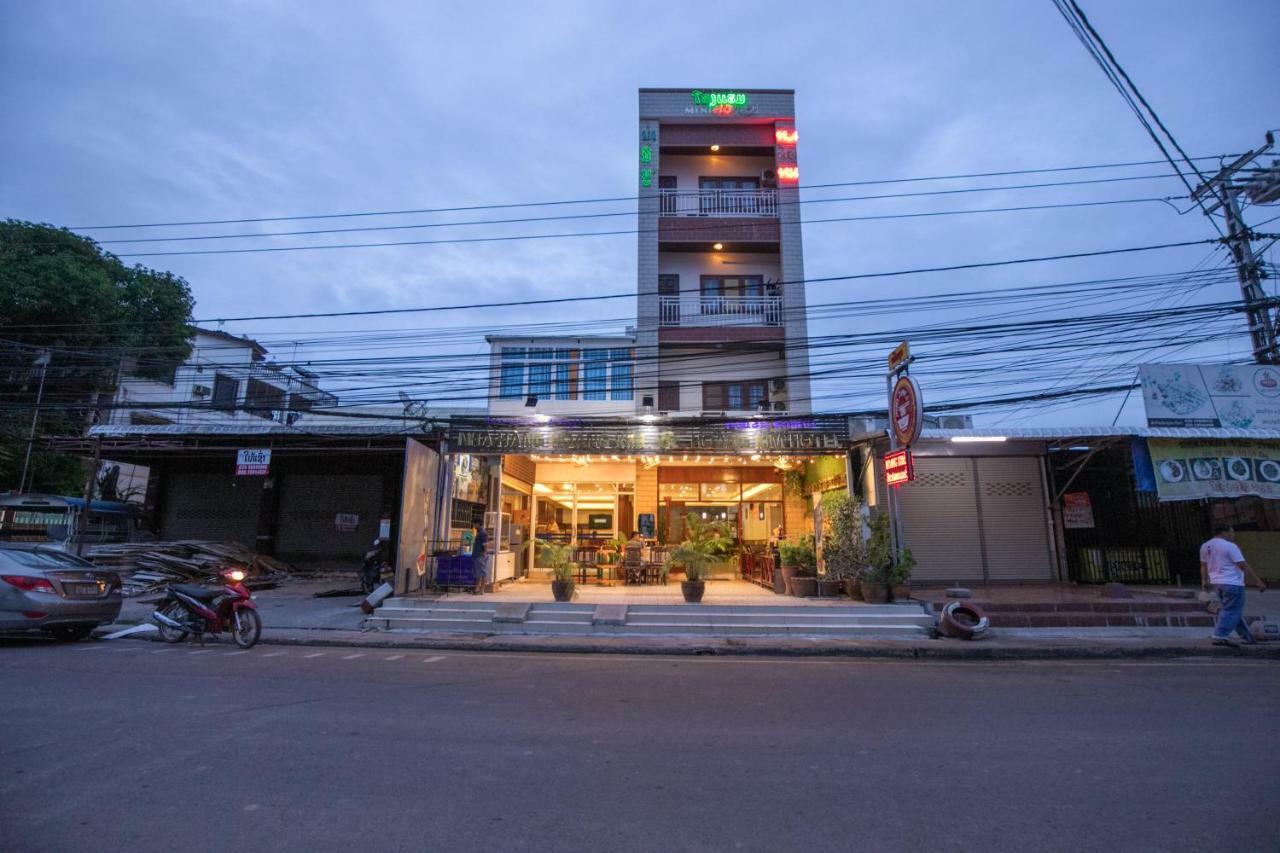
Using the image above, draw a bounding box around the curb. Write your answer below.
[120,629,1280,661]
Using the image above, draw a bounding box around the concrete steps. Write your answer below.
[366,598,934,637]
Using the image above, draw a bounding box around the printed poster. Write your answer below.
[1139,363,1280,429]
[1062,492,1095,528]
[1148,438,1280,501]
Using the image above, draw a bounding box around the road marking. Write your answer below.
[188,649,214,655]
[109,646,143,652]
[385,654,404,661]
[422,655,444,664]
[150,648,177,654]
[303,652,326,659]
[341,653,365,660]
[260,650,289,658]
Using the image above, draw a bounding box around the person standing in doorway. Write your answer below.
[471,525,490,595]
[1200,524,1268,647]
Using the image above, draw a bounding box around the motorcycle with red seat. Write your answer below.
[151,566,262,649]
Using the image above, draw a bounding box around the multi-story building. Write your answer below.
[109,327,337,427]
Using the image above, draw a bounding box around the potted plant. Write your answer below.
[862,515,893,603]
[889,548,916,601]
[668,513,733,603]
[777,539,804,595]
[536,539,575,602]
[787,534,818,597]
[820,491,866,599]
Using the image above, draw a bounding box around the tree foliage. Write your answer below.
[1,220,195,493]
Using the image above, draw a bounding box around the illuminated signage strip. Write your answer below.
[885,449,915,487]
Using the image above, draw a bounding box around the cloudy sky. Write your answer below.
[3,0,1278,425]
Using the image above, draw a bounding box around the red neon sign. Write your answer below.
[777,165,799,183]
[711,104,734,116]
[884,449,915,487]
[775,128,798,146]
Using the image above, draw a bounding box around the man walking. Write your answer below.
[1200,524,1268,647]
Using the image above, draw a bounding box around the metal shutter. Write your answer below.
[975,457,1053,581]
[893,457,985,582]
[162,473,260,547]
[276,474,383,560]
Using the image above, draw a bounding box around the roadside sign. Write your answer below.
[235,448,271,476]
[884,449,915,487]
[890,375,924,448]
[887,340,911,373]
[1062,492,1095,529]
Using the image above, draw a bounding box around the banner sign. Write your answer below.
[884,449,915,487]
[1062,492,1095,528]
[447,417,849,455]
[1140,363,1280,429]
[1148,438,1280,501]
[235,448,271,476]
[890,375,924,448]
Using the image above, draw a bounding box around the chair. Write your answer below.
[622,544,644,585]
[572,547,599,584]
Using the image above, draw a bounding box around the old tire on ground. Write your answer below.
[938,601,990,640]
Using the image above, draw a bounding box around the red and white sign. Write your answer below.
[1062,492,1095,529]
[890,375,924,447]
[235,448,271,476]
[885,449,915,487]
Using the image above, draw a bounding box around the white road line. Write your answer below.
[303,652,326,659]
[188,649,214,655]
[151,648,177,654]
[109,646,143,652]
[341,653,364,660]
[385,654,404,661]
[422,655,445,664]
[260,650,289,658]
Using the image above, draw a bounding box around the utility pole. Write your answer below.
[74,436,102,558]
[1192,133,1277,363]
[19,350,52,494]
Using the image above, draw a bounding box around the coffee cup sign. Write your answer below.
[890,375,923,448]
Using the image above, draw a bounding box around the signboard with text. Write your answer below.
[1148,438,1280,501]
[1062,492,1095,528]
[1140,363,1280,429]
[890,375,924,448]
[235,448,271,476]
[884,449,915,487]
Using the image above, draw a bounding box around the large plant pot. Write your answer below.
[780,564,798,596]
[816,579,841,598]
[772,564,786,595]
[861,580,889,604]
[890,582,912,602]
[681,580,706,603]
[845,578,865,601]
[792,576,818,598]
[551,580,574,602]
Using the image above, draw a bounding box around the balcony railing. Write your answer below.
[658,189,778,218]
[658,295,784,327]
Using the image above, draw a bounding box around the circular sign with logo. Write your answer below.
[891,375,924,447]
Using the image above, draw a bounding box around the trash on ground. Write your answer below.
[360,582,394,614]
[101,623,158,640]
[84,540,291,597]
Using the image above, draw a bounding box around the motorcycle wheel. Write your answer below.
[232,608,262,649]
[156,602,190,644]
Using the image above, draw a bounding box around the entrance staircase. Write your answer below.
[364,599,935,637]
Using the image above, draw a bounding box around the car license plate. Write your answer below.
[69,583,101,597]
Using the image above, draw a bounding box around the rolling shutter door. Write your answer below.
[162,473,260,547]
[276,474,383,560]
[893,457,984,582]
[976,457,1053,581]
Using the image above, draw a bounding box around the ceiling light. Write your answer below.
[710,144,720,152]
[713,242,723,251]
[950,436,1008,443]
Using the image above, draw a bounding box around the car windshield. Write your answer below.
[0,548,94,570]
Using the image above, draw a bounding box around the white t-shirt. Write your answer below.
[1200,537,1246,586]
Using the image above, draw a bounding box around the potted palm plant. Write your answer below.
[889,548,916,601]
[668,513,733,603]
[862,514,895,604]
[536,539,575,602]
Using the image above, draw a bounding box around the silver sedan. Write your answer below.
[0,545,122,641]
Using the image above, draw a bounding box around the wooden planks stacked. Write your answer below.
[84,540,291,597]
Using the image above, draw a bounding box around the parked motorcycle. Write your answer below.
[360,538,392,594]
[151,566,262,649]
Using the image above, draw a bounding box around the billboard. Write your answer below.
[1148,438,1280,502]
[1139,363,1280,429]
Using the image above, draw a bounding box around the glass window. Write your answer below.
[727,384,743,410]
[528,363,551,397]
[499,363,524,399]
[658,483,698,501]
[501,347,526,361]
[610,349,633,401]
[702,383,724,410]
[701,483,741,501]
[583,349,607,400]
[740,482,782,501]
[748,382,766,410]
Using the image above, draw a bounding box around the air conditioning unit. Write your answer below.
[192,384,211,398]
[760,168,778,188]
[770,378,787,393]
[773,401,787,412]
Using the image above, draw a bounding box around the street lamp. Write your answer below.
[19,350,52,494]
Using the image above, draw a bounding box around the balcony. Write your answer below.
[658,189,778,218]
[658,295,784,327]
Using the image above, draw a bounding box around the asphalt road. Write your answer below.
[1,639,1277,853]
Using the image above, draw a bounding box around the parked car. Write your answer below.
[0,544,122,641]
